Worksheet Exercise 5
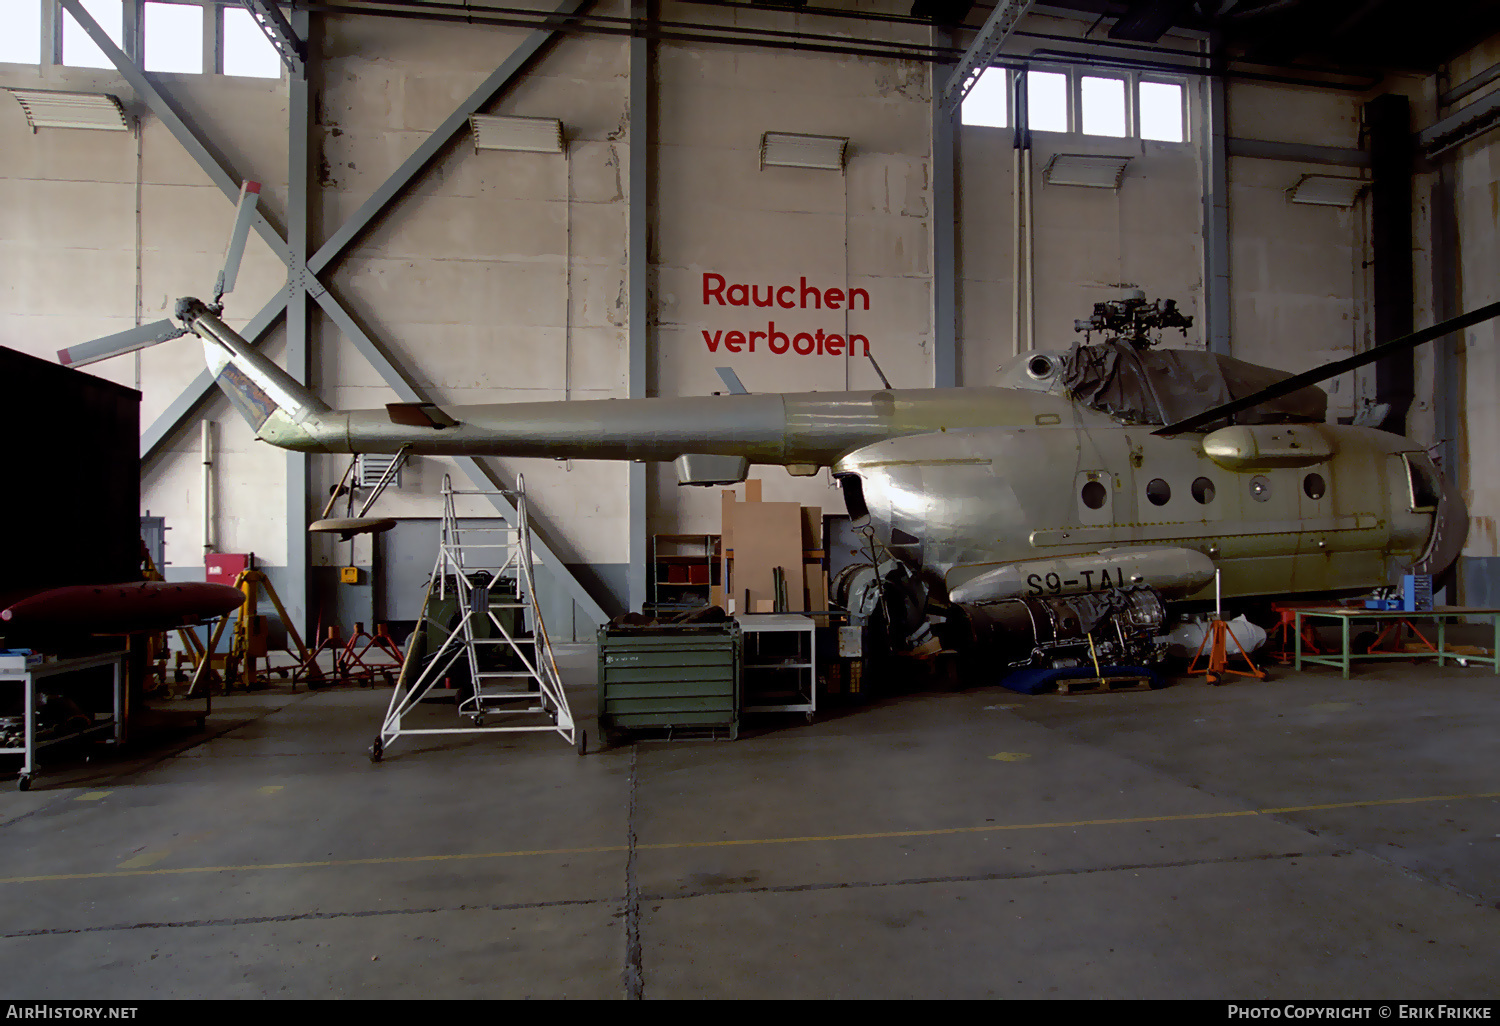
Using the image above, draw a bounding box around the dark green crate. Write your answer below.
[598,622,740,741]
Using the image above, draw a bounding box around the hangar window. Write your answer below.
[961,65,1187,145]
[1080,75,1127,138]
[0,0,42,64]
[961,67,1008,128]
[145,2,203,74]
[1027,70,1069,132]
[222,6,280,78]
[62,0,123,68]
[1140,80,1186,142]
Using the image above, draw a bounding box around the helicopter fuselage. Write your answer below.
[192,305,1459,609]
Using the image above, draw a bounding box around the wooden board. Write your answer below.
[732,501,804,613]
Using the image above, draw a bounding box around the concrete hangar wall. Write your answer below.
[0,2,1494,636]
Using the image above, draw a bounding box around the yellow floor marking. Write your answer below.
[4,790,1498,887]
[989,752,1031,762]
[116,851,172,870]
[74,792,111,802]
[259,785,284,796]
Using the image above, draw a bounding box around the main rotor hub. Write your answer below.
[1074,292,1193,350]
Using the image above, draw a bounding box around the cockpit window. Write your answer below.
[1403,453,1440,512]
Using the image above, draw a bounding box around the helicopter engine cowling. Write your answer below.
[948,546,1216,604]
[952,587,1167,670]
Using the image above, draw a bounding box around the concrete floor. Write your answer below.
[1,646,1497,999]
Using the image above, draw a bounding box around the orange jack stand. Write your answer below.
[1188,619,1267,685]
[339,622,405,688]
[1267,607,1323,665]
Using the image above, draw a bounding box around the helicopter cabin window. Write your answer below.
[61,0,123,68]
[1145,478,1171,506]
[1303,473,1326,501]
[1,0,41,64]
[1249,476,1272,502]
[1403,453,1440,512]
[1191,477,1215,504]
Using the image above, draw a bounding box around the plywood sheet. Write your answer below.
[733,501,804,612]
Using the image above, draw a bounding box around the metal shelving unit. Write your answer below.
[647,533,720,615]
[1,650,126,791]
[736,614,816,720]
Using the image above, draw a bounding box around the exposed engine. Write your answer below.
[835,556,1168,673]
[949,586,1168,670]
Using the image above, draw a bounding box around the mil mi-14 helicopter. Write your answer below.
[58,182,1500,674]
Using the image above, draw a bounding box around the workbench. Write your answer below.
[1293,606,1500,679]
[1,650,126,790]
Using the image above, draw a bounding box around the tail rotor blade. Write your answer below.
[213,180,261,303]
[58,319,184,367]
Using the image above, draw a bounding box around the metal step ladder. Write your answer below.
[371,474,584,761]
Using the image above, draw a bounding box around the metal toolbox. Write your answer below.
[597,622,741,742]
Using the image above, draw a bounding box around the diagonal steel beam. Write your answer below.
[311,291,608,623]
[60,0,291,263]
[940,0,1033,115]
[308,0,593,275]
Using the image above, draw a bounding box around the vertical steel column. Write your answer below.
[1430,161,1462,602]
[1367,93,1415,436]
[284,9,312,640]
[628,0,650,614]
[931,30,957,388]
[1201,46,1230,356]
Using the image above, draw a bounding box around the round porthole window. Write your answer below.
[1027,354,1056,380]
[1250,475,1272,502]
[1081,480,1108,509]
[1192,477,1216,504]
[1303,473,1326,500]
[1146,478,1171,506]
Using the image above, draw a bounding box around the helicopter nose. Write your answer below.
[1413,476,1468,578]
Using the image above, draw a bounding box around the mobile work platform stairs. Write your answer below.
[371,475,584,761]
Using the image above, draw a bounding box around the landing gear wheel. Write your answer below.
[805,712,815,724]
[16,774,30,792]
[369,738,383,763]
[472,715,485,728]
[575,729,587,756]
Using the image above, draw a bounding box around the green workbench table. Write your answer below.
[1293,606,1500,679]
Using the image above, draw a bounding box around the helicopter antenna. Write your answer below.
[1154,299,1500,436]
[866,352,893,390]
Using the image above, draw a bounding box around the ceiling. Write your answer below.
[958,1,1500,74]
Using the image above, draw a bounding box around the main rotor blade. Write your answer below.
[58,319,183,367]
[213,180,261,303]
[1153,300,1500,436]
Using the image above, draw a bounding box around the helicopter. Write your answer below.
[57,182,1500,674]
